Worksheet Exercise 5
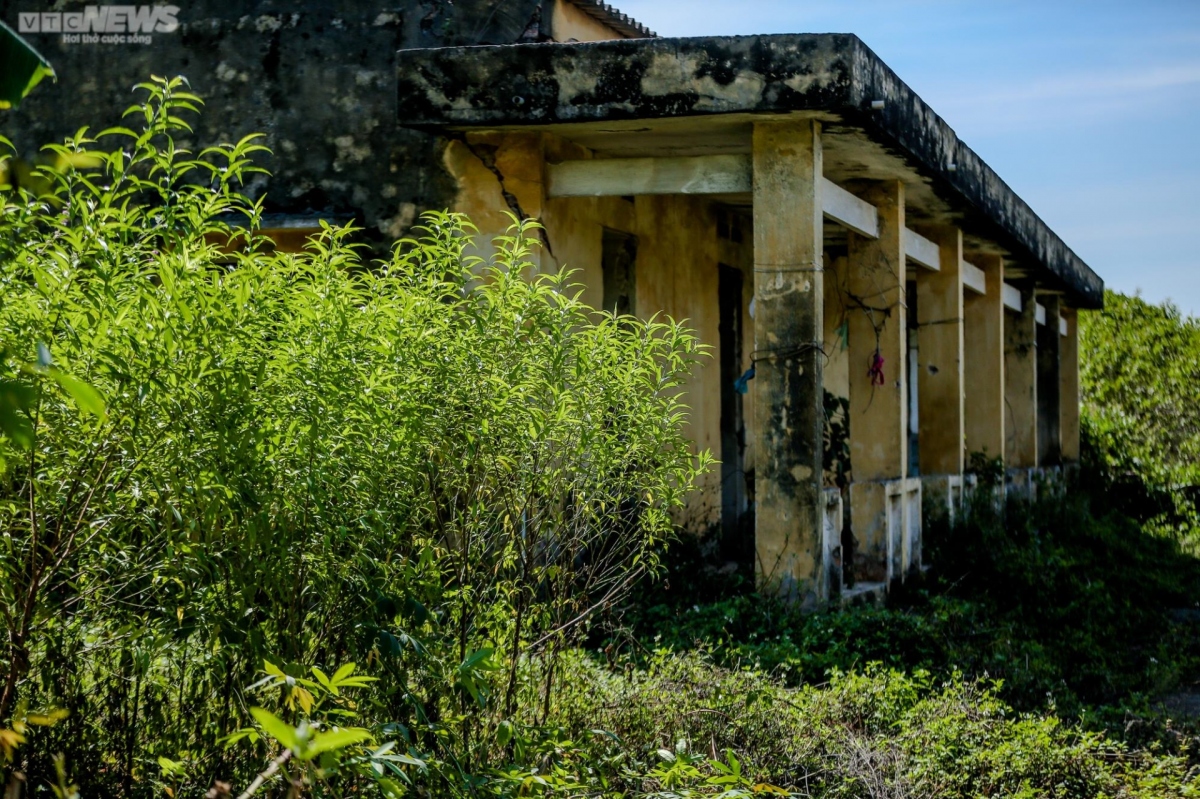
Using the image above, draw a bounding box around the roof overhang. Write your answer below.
[396,33,1103,308]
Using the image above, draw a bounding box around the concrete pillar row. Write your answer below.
[846,181,907,583]
[751,119,826,608]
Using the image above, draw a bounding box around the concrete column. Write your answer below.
[751,119,825,607]
[847,181,906,581]
[1060,307,1081,462]
[1005,284,1038,468]
[916,228,965,476]
[1037,295,1062,465]
[963,254,1005,463]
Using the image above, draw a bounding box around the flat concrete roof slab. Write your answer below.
[397,34,1103,308]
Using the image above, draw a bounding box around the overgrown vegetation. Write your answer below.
[620,485,1200,712]
[1081,291,1200,537]
[4,78,1200,797]
[0,78,710,796]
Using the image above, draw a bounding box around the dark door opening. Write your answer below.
[601,229,637,318]
[718,263,750,563]
[1037,309,1061,465]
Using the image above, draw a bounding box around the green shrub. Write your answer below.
[1081,290,1200,538]
[617,488,1200,718]
[0,77,706,796]
[542,651,1200,798]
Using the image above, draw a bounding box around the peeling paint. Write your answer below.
[791,464,814,482]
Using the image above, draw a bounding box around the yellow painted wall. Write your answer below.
[446,131,728,533]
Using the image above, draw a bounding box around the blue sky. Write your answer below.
[617,0,1200,313]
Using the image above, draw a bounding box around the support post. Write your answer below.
[847,181,907,582]
[1037,295,1062,466]
[752,119,825,607]
[1060,307,1080,462]
[1005,284,1038,468]
[964,254,1005,465]
[916,228,965,476]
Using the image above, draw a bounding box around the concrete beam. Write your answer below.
[961,260,986,295]
[752,119,826,608]
[847,181,907,582]
[1002,283,1023,313]
[546,154,752,197]
[822,178,879,239]
[904,228,940,271]
[547,156,881,240]
[964,255,1005,463]
[916,228,966,476]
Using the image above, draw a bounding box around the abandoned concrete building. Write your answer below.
[2,1,1102,606]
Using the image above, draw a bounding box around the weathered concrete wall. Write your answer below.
[1060,309,1081,463]
[1036,296,1062,466]
[916,228,965,476]
[0,0,623,244]
[963,254,1006,461]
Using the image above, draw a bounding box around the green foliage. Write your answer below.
[1081,290,1200,535]
[541,651,1200,798]
[618,489,1200,715]
[0,77,706,796]
[0,21,55,110]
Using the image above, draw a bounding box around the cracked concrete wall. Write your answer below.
[0,0,562,244]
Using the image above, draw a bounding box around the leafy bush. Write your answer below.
[0,77,706,796]
[543,651,1200,798]
[616,489,1200,717]
[1081,290,1200,536]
